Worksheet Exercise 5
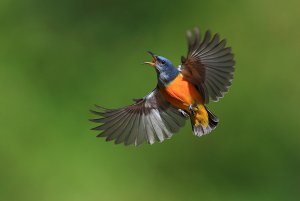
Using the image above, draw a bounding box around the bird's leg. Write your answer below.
[188,103,198,116]
[178,109,189,118]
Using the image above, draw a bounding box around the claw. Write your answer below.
[179,109,189,118]
[188,104,198,116]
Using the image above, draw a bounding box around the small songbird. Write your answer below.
[90,27,235,146]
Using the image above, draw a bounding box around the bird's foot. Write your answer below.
[178,109,189,118]
[188,104,198,116]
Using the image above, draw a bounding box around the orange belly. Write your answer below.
[160,74,204,111]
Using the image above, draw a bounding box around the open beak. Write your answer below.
[144,51,157,67]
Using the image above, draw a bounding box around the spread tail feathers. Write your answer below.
[192,106,219,136]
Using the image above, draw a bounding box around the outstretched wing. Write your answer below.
[90,89,187,146]
[181,27,235,103]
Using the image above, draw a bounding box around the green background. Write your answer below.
[1,0,300,200]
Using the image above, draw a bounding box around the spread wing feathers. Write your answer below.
[181,27,235,103]
[90,89,187,146]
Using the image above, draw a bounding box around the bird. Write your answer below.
[90,27,235,146]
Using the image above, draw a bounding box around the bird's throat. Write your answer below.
[157,68,179,88]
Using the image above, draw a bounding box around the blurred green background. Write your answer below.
[1,0,300,200]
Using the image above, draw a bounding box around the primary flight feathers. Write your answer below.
[90,90,187,146]
[181,28,235,103]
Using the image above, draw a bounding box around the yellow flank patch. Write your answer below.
[192,104,209,127]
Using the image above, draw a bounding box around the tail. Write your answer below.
[191,105,219,137]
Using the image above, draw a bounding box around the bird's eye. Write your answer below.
[161,60,166,65]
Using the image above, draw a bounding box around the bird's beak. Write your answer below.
[144,51,157,67]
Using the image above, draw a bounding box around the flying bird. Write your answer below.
[90,27,235,146]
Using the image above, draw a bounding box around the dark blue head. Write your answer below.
[144,51,179,87]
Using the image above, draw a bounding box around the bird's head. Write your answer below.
[144,51,174,73]
[144,51,179,86]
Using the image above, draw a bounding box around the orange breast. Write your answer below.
[160,74,203,110]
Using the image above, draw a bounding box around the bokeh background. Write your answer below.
[1,0,300,200]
